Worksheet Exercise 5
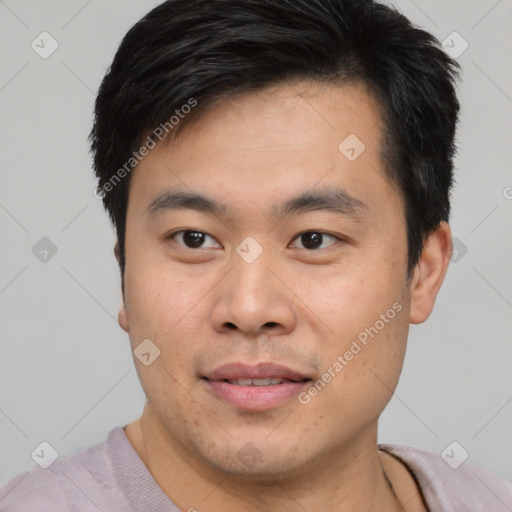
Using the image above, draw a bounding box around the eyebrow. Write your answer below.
[145,187,368,221]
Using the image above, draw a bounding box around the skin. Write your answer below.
[117,80,452,511]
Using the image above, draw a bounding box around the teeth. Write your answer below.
[227,378,285,386]
[233,378,254,386]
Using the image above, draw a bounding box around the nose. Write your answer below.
[210,244,297,337]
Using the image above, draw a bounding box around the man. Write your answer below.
[1,0,511,510]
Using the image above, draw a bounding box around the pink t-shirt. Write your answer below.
[1,426,511,511]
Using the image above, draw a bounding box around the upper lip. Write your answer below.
[203,362,312,381]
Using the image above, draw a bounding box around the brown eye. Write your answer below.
[290,231,339,250]
[168,230,220,249]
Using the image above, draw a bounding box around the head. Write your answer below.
[90,0,459,480]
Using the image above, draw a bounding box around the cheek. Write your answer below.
[123,266,206,403]
[297,257,404,335]
[301,309,408,444]
[295,253,409,422]
[126,253,195,324]
[123,257,222,371]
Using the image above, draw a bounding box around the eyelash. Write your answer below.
[165,230,344,251]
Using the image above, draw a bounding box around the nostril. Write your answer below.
[264,322,279,328]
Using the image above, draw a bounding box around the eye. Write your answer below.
[166,230,341,251]
[289,231,340,250]
[167,230,221,249]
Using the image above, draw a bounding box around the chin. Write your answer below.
[189,435,312,481]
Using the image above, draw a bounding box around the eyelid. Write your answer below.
[165,229,345,251]
[165,229,222,249]
[288,231,342,250]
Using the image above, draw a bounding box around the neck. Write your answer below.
[125,406,403,512]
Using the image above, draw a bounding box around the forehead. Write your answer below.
[128,80,399,222]
[175,80,383,159]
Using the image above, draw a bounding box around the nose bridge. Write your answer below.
[211,237,296,335]
[230,239,278,306]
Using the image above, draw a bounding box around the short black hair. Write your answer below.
[90,0,460,285]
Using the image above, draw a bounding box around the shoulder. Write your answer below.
[0,427,125,512]
[379,443,512,511]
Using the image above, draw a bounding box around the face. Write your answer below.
[119,81,418,479]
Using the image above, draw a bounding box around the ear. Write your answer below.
[114,241,129,332]
[409,221,453,324]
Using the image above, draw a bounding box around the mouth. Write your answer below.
[203,361,313,382]
[201,362,313,411]
[218,377,309,386]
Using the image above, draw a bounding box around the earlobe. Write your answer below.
[118,295,129,332]
[114,241,130,332]
[409,222,453,324]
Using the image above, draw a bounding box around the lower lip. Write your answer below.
[203,379,310,411]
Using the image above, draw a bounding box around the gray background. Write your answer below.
[1,0,511,488]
